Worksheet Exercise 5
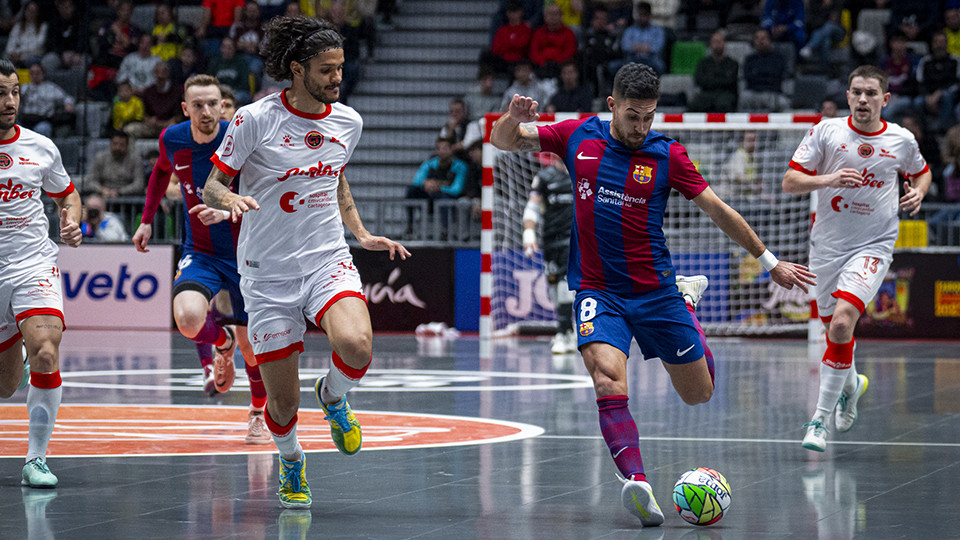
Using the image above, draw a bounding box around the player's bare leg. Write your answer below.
[173,291,235,394]
[805,299,863,451]
[582,343,664,527]
[235,328,269,444]
[316,297,371,455]
[662,358,714,405]
[19,315,64,488]
[258,352,311,508]
[0,337,26,398]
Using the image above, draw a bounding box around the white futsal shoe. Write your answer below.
[836,374,869,433]
[618,474,664,527]
[676,275,709,310]
[801,419,828,452]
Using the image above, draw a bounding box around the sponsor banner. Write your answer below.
[857,251,960,338]
[351,247,454,332]
[58,245,173,329]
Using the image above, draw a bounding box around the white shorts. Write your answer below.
[0,251,65,352]
[241,255,365,364]
[811,249,891,321]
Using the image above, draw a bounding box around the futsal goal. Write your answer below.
[479,112,820,339]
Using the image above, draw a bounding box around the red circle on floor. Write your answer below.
[0,404,543,457]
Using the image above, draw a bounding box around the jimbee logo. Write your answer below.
[0,153,11,169]
[305,131,324,149]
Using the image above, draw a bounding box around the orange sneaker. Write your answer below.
[245,409,272,445]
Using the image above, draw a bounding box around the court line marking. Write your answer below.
[539,434,960,448]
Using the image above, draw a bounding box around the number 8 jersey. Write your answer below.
[788,116,928,260]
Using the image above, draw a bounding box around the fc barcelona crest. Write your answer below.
[579,322,594,336]
[633,164,653,184]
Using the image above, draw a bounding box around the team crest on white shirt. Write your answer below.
[857,143,873,158]
[0,153,11,168]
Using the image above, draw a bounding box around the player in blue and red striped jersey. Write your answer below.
[492,62,816,526]
[131,74,270,444]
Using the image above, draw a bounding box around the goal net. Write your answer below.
[480,112,819,338]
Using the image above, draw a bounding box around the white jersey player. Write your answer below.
[0,59,82,488]
[783,65,931,452]
[202,16,409,510]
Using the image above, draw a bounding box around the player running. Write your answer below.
[0,58,82,488]
[202,16,410,509]
[783,65,930,452]
[131,74,271,444]
[492,62,816,526]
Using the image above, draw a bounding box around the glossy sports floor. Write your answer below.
[1,330,959,539]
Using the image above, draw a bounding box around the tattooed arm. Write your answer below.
[338,171,410,260]
[490,94,543,153]
[202,167,260,222]
[53,190,82,247]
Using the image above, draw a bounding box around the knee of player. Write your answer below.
[681,385,713,405]
[337,336,372,365]
[173,311,207,337]
[28,346,59,372]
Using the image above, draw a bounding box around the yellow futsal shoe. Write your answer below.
[315,377,362,455]
[277,455,311,509]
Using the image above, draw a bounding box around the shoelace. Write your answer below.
[324,401,352,432]
[279,460,303,492]
[837,393,848,412]
[801,420,827,433]
[30,458,51,474]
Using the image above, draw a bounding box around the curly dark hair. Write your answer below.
[612,63,660,101]
[260,16,343,82]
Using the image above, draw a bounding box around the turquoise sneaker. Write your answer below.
[836,374,868,433]
[18,357,30,391]
[315,377,362,455]
[21,458,58,488]
[278,456,311,509]
[801,419,828,452]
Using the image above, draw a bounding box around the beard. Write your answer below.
[304,76,339,104]
[0,110,17,132]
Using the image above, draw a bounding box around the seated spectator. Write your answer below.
[135,61,183,138]
[913,32,959,133]
[900,113,942,196]
[880,32,920,121]
[609,2,666,76]
[440,97,470,155]
[95,0,140,70]
[42,0,88,73]
[5,1,47,68]
[595,0,633,30]
[230,1,265,79]
[547,60,593,113]
[889,0,938,43]
[87,131,145,198]
[529,3,578,79]
[150,3,186,62]
[946,8,960,58]
[489,0,543,42]
[111,80,146,133]
[580,6,620,98]
[464,65,502,123]
[405,136,469,236]
[719,130,762,201]
[799,0,846,69]
[169,47,206,88]
[555,0,584,35]
[820,98,839,118]
[117,34,162,95]
[739,29,790,112]
[681,0,730,35]
[689,30,738,113]
[208,36,251,104]
[941,124,960,202]
[482,0,532,75]
[760,0,805,55]
[500,59,555,111]
[329,0,361,104]
[198,0,245,40]
[81,195,130,243]
[18,63,76,138]
[220,85,238,120]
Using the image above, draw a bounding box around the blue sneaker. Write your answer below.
[315,377,362,455]
[21,458,58,488]
[277,456,311,509]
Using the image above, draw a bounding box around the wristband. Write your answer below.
[221,210,231,220]
[758,249,779,271]
[523,228,536,246]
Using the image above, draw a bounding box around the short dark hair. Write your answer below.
[848,65,888,92]
[219,84,236,103]
[436,135,455,145]
[636,2,652,15]
[0,58,16,78]
[261,16,343,81]
[612,63,660,101]
[110,130,129,141]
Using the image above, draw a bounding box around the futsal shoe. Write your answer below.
[676,275,709,310]
[551,331,576,354]
[619,475,664,527]
[213,325,237,393]
[245,409,272,445]
[277,455,312,509]
[836,374,869,433]
[801,419,828,452]
[21,458,58,488]
[315,377,362,455]
[202,365,218,396]
[18,344,30,391]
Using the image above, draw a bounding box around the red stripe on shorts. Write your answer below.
[254,341,304,365]
[314,291,367,328]
[832,290,866,313]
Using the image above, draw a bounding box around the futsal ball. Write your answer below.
[672,467,731,526]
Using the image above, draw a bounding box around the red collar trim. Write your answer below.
[0,125,21,145]
[281,89,332,120]
[847,116,886,136]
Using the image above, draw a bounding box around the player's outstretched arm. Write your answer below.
[132,223,152,252]
[490,94,542,153]
[694,187,816,292]
[899,170,932,216]
[54,190,82,248]
[188,204,230,226]
[202,168,259,222]
[338,172,410,261]
[782,167,864,194]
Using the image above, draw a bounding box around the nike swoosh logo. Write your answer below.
[174,164,190,171]
[612,447,628,458]
[677,344,696,356]
[577,152,598,160]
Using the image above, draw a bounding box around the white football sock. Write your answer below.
[26,385,62,462]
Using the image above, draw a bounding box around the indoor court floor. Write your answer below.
[1,330,959,539]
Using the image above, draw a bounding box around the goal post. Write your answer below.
[480,112,820,340]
